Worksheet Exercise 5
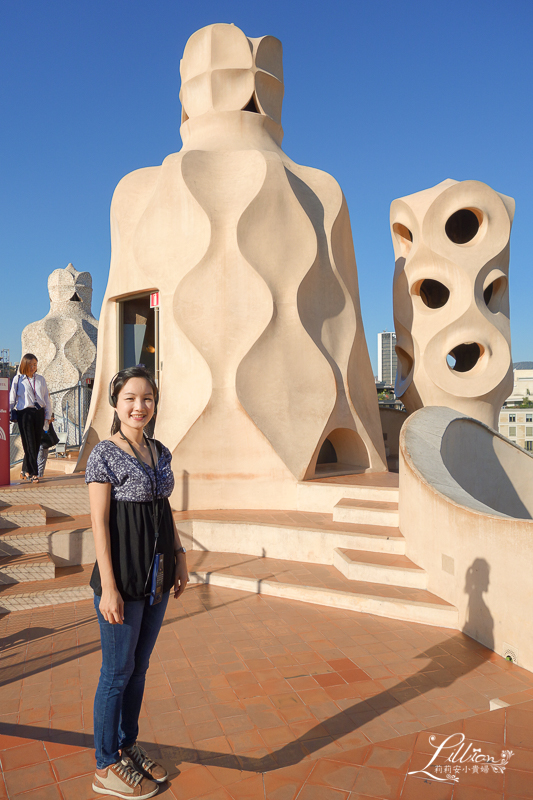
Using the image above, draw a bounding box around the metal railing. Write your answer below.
[9,382,92,466]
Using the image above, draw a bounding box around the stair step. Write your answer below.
[0,530,49,557]
[0,565,93,613]
[0,514,94,566]
[0,479,91,520]
[0,552,55,584]
[0,504,47,530]
[174,510,406,562]
[333,548,427,589]
[297,472,399,513]
[0,475,455,629]
[323,523,405,554]
[186,551,458,628]
[333,498,399,527]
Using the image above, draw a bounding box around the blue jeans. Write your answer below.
[93,592,170,769]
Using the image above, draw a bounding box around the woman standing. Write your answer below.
[86,366,189,799]
[10,353,52,483]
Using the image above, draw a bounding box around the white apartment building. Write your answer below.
[378,331,397,386]
[505,365,533,405]
[498,363,533,451]
[498,407,533,451]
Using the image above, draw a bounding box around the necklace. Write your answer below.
[117,433,153,466]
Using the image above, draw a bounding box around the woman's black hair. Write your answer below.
[110,366,158,435]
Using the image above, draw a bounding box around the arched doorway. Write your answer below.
[314,427,370,477]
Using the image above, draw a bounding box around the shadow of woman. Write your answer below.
[2,632,492,774]
[0,561,497,778]
[163,559,496,773]
[463,558,494,651]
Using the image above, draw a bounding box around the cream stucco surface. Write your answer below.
[400,406,533,670]
[78,23,386,508]
[391,179,514,429]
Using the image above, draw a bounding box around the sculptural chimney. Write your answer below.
[80,23,386,509]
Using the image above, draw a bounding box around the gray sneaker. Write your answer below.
[92,756,159,798]
[122,742,169,784]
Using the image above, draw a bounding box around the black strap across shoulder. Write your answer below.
[117,431,166,599]
[118,432,160,538]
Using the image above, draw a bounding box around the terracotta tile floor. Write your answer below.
[1,583,533,798]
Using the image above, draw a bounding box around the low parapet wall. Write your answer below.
[378,406,407,469]
[400,406,533,671]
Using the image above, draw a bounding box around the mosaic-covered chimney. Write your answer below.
[21,263,98,392]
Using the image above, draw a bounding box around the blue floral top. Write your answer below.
[85,439,175,501]
[85,438,176,600]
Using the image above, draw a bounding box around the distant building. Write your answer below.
[498,363,533,450]
[0,350,16,380]
[0,350,9,379]
[499,407,533,451]
[503,363,533,407]
[378,331,397,386]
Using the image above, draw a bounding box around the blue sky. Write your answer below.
[1,0,532,372]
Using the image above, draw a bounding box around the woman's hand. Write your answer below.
[174,553,189,599]
[99,588,124,624]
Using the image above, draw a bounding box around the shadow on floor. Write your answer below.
[0,631,492,774]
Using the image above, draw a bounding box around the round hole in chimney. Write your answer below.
[447,342,483,373]
[445,208,482,244]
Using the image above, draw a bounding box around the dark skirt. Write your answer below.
[90,497,176,601]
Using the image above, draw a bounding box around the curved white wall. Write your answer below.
[400,406,533,671]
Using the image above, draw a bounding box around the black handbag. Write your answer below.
[41,422,60,449]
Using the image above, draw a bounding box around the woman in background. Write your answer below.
[10,353,52,483]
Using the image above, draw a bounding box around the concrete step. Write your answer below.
[333,498,399,527]
[45,459,80,475]
[0,528,49,557]
[186,551,458,629]
[0,477,90,520]
[173,510,406,564]
[0,552,55,585]
[297,472,399,513]
[333,548,427,589]
[0,514,94,566]
[0,504,48,530]
[0,551,456,627]
[0,564,93,613]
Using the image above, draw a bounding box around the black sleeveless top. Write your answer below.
[85,440,176,601]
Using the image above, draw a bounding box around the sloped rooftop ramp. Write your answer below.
[399,406,533,672]
[404,406,533,519]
